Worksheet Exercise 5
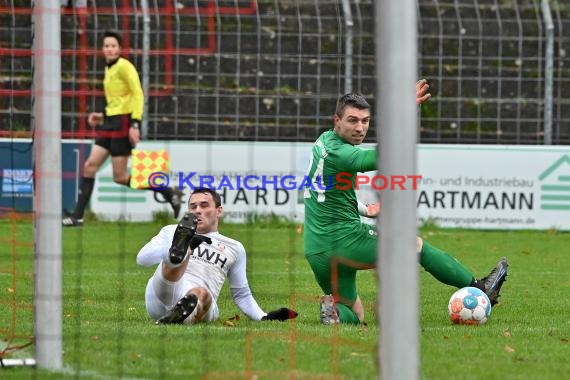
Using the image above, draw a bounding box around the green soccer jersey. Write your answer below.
[303,130,377,255]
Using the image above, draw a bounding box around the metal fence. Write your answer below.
[1,0,570,144]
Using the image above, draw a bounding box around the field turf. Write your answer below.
[1,218,569,379]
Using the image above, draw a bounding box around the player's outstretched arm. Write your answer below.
[230,286,267,321]
[230,243,297,321]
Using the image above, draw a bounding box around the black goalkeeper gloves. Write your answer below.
[261,307,298,322]
[169,212,213,265]
[189,234,211,250]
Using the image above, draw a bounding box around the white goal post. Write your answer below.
[32,0,63,369]
[376,0,420,379]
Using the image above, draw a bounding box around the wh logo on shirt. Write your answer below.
[191,246,228,268]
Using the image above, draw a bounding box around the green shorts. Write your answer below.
[305,223,377,324]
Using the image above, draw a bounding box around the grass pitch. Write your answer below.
[1,218,569,379]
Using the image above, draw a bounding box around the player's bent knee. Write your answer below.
[189,287,211,304]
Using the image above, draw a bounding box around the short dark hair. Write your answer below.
[190,188,222,207]
[335,93,371,118]
[102,30,123,47]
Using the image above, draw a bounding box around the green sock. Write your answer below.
[336,303,361,325]
[419,241,474,288]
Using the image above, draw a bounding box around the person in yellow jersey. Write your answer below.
[63,30,182,227]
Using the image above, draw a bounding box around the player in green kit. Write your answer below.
[303,83,509,324]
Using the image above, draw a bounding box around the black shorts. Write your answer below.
[94,114,133,157]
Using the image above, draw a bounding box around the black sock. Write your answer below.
[152,186,173,202]
[73,177,95,219]
[127,175,175,203]
[470,278,485,291]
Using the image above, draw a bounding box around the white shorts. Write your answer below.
[145,265,219,323]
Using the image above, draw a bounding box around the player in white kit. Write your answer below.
[137,188,298,324]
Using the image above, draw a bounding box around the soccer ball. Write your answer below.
[448,286,491,325]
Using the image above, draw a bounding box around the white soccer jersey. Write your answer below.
[137,225,266,321]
